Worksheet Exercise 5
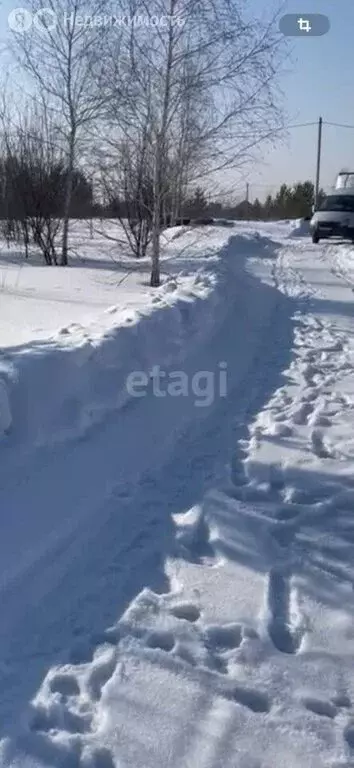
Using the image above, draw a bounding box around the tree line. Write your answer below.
[0,136,323,265]
[160,182,326,221]
[253,182,325,220]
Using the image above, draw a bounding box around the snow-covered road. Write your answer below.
[3,227,354,767]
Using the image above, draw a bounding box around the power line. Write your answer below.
[323,121,354,130]
[287,121,318,128]
[287,120,354,131]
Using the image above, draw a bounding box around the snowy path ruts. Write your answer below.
[3,232,354,767]
[0,234,292,751]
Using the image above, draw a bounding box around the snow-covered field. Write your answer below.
[0,221,227,347]
[3,218,354,767]
[0,221,234,448]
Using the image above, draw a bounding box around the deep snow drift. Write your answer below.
[2,221,354,767]
[0,223,234,449]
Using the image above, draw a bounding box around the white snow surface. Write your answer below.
[0,222,231,449]
[3,220,354,767]
[288,217,312,238]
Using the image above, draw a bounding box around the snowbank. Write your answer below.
[4,223,354,768]
[331,243,354,284]
[288,218,311,238]
[0,227,236,454]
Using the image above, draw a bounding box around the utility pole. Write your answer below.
[246,182,249,203]
[314,116,322,210]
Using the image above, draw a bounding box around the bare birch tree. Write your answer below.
[96,110,154,258]
[95,0,286,285]
[10,0,114,264]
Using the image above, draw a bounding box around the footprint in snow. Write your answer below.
[311,429,335,459]
[203,623,243,653]
[302,696,337,719]
[270,522,296,549]
[222,684,270,714]
[28,700,92,735]
[86,647,117,702]
[81,746,116,768]
[169,603,201,623]
[49,672,80,697]
[145,630,175,652]
[275,504,301,521]
[266,568,304,655]
[332,693,352,709]
[344,722,354,750]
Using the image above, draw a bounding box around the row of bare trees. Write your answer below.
[3,0,286,284]
[0,102,64,262]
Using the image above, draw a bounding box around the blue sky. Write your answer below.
[0,0,353,200]
[251,0,354,199]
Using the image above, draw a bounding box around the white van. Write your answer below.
[310,188,354,243]
[335,172,354,190]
